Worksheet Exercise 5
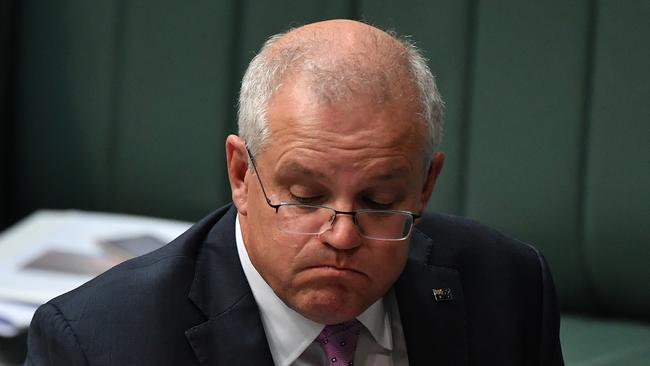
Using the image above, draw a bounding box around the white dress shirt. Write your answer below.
[235,216,409,366]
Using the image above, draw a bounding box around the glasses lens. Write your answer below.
[276,205,334,235]
[275,205,413,240]
[356,211,412,240]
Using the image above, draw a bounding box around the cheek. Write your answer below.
[364,244,409,287]
[246,220,309,289]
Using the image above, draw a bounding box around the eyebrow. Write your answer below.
[276,161,411,182]
[277,161,326,179]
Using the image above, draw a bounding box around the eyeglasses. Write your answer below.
[246,147,420,241]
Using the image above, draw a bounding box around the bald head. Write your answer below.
[267,20,415,104]
[273,19,398,54]
[238,19,443,164]
[270,19,405,67]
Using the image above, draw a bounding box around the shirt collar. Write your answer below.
[234,215,393,366]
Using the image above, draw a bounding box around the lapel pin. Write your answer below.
[432,288,453,302]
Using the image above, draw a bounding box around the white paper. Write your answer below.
[0,301,38,337]
[0,209,192,336]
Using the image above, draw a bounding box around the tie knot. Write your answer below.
[317,320,363,365]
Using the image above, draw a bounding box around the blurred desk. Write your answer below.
[0,210,192,365]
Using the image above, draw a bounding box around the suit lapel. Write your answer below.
[185,206,274,366]
[185,295,274,365]
[395,229,468,366]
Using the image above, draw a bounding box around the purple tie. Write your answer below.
[317,320,363,366]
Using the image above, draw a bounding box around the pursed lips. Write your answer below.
[303,264,367,277]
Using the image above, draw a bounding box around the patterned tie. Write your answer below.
[316,320,363,366]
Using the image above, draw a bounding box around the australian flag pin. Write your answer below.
[432,288,453,302]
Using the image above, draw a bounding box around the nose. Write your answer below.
[318,213,361,250]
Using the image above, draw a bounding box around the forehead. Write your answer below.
[267,77,424,157]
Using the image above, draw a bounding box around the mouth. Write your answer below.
[304,265,365,277]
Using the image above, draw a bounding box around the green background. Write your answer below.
[1,1,649,364]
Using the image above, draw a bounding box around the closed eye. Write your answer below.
[289,192,324,205]
[362,197,394,210]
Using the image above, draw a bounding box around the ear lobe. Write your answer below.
[419,152,445,211]
[226,135,250,215]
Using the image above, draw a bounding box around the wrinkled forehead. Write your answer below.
[259,22,429,172]
[263,75,429,175]
[277,74,421,129]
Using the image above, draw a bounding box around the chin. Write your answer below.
[291,286,368,325]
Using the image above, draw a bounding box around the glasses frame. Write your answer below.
[246,147,421,241]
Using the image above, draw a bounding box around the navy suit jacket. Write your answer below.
[24,204,564,365]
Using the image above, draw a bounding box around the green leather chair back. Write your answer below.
[582,1,649,319]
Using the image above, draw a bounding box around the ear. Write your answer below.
[417,152,445,213]
[226,135,250,215]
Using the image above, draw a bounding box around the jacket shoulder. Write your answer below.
[412,212,562,364]
[50,205,234,309]
[414,212,544,269]
[25,205,237,364]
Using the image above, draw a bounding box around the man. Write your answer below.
[24,19,564,365]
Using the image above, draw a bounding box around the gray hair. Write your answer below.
[237,28,443,168]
